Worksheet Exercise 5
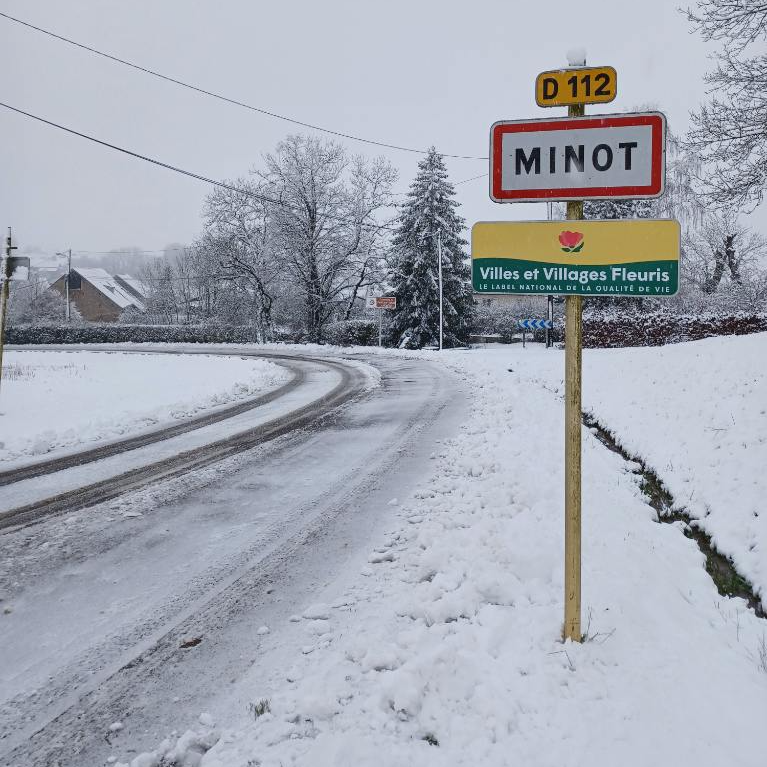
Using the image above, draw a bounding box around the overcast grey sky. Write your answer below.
[2,0,762,258]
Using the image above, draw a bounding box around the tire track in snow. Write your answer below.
[0,353,304,487]
[0,351,365,532]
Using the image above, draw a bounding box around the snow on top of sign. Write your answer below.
[566,47,587,66]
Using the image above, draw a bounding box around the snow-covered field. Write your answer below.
[518,332,767,602]
[119,337,767,767]
[0,350,290,464]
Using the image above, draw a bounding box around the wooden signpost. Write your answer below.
[476,57,676,642]
[564,100,585,643]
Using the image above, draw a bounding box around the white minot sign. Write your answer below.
[502,124,651,190]
[490,112,666,203]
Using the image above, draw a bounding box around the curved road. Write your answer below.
[0,354,307,487]
[0,347,467,767]
[0,350,364,531]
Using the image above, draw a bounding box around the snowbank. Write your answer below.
[120,343,766,767]
[0,350,290,464]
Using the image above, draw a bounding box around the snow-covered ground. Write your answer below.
[0,350,290,464]
[516,332,767,602]
[117,338,766,767]
[0,351,446,766]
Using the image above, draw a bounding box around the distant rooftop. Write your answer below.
[115,273,148,300]
[72,267,145,311]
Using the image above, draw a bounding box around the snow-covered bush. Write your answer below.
[471,301,563,343]
[471,303,519,343]
[581,310,767,348]
[324,319,379,347]
[6,273,81,325]
[6,322,380,346]
[5,324,266,345]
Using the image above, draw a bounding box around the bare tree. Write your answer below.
[339,155,396,319]
[7,270,72,324]
[684,1,767,209]
[652,132,708,227]
[140,258,180,324]
[259,135,396,343]
[683,213,767,297]
[182,242,221,321]
[202,180,279,341]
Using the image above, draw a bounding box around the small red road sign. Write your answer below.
[490,112,666,203]
[367,296,397,309]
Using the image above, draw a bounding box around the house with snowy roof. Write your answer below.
[114,274,148,302]
[50,267,145,322]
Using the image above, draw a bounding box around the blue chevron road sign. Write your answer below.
[518,319,553,330]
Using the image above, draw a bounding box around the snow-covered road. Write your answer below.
[0,349,366,528]
[0,349,291,467]
[0,351,466,767]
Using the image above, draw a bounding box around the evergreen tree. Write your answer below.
[387,149,472,348]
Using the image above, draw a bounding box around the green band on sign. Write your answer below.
[472,258,678,296]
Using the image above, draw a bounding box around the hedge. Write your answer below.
[6,324,274,345]
[6,321,381,347]
[323,319,379,346]
[581,312,767,348]
[7,313,767,349]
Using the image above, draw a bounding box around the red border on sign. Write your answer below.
[490,113,665,202]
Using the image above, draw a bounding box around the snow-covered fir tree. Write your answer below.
[387,148,472,348]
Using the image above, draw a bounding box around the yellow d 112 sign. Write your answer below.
[472,219,680,297]
[536,66,617,107]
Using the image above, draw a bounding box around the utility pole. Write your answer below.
[0,227,17,397]
[437,229,444,351]
[66,248,72,321]
[57,249,72,321]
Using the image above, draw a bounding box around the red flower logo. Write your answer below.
[559,230,584,253]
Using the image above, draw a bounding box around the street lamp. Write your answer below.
[56,249,72,321]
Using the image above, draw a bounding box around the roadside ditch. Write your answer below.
[583,412,765,620]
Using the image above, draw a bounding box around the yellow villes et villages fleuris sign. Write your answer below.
[472,220,680,297]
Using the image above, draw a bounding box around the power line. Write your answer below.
[391,172,488,196]
[73,248,189,255]
[0,101,399,233]
[455,173,488,186]
[1,11,488,161]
